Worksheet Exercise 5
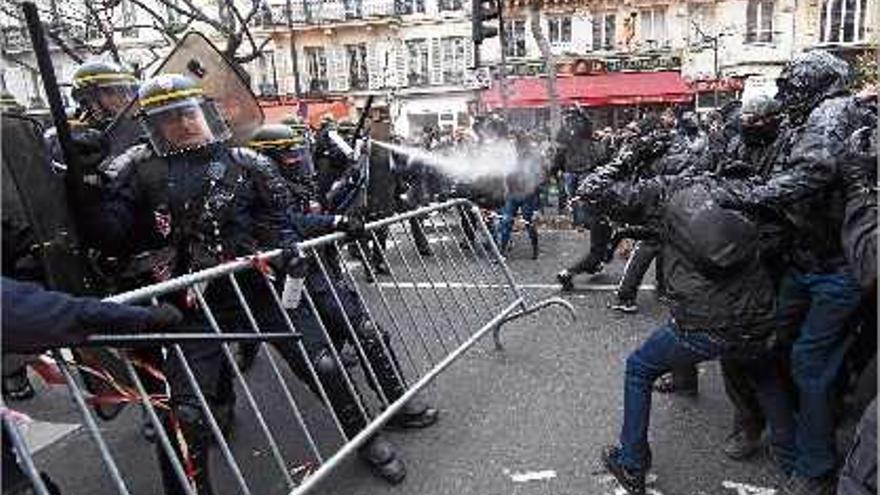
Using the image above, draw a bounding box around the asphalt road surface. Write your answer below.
[12,224,787,495]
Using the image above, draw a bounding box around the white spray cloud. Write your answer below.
[373,138,546,198]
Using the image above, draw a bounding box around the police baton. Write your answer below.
[22,2,84,190]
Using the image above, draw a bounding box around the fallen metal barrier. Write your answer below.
[5,198,574,495]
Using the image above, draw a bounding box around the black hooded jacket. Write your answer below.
[579,166,777,344]
[732,95,874,273]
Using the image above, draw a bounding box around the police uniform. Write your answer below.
[75,74,297,495]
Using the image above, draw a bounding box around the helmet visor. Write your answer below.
[80,82,139,123]
[140,97,231,156]
[276,146,314,177]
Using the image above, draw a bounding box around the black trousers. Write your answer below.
[567,218,613,274]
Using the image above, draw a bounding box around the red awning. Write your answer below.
[482,71,694,109]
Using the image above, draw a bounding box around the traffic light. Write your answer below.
[472,0,501,45]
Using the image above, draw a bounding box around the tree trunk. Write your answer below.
[529,4,560,136]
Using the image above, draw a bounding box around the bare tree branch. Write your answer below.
[84,0,120,62]
[229,0,259,56]
[128,0,179,43]
[233,36,270,64]
[529,3,560,136]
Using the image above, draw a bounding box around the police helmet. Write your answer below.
[248,123,313,178]
[136,73,231,157]
[71,60,138,126]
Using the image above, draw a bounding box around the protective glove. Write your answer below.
[69,128,109,174]
[144,303,184,331]
[280,245,306,278]
[336,215,367,239]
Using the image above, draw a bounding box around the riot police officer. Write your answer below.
[44,60,139,179]
[247,123,440,484]
[70,60,139,130]
[74,74,298,495]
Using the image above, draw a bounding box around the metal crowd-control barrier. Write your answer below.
[5,198,575,495]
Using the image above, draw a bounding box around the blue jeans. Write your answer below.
[563,172,579,199]
[776,269,862,478]
[618,321,796,475]
[496,193,539,250]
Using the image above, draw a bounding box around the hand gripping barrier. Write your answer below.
[4,198,574,495]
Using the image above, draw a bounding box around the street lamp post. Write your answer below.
[692,21,722,109]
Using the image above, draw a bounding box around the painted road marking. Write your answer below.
[374,281,655,291]
[506,469,557,482]
[595,473,664,495]
[721,481,778,495]
[21,420,80,453]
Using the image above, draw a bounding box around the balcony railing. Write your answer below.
[262,0,398,27]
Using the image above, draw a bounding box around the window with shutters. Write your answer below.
[504,19,527,57]
[639,7,667,49]
[305,47,328,92]
[819,0,870,43]
[405,39,429,86]
[347,44,369,89]
[591,12,615,51]
[547,16,572,46]
[439,0,463,11]
[440,37,466,84]
[120,0,139,38]
[396,0,425,15]
[257,51,277,95]
[745,0,774,43]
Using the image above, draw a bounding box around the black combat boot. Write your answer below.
[601,445,646,495]
[556,270,574,292]
[358,434,406,484]
[2,369,34,401]
[358,321,439,430]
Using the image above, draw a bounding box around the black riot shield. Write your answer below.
[2,114,129,419]
[104,31,264,158]
[1,114,93,293]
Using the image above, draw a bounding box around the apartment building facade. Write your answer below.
[252,0,485,138]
